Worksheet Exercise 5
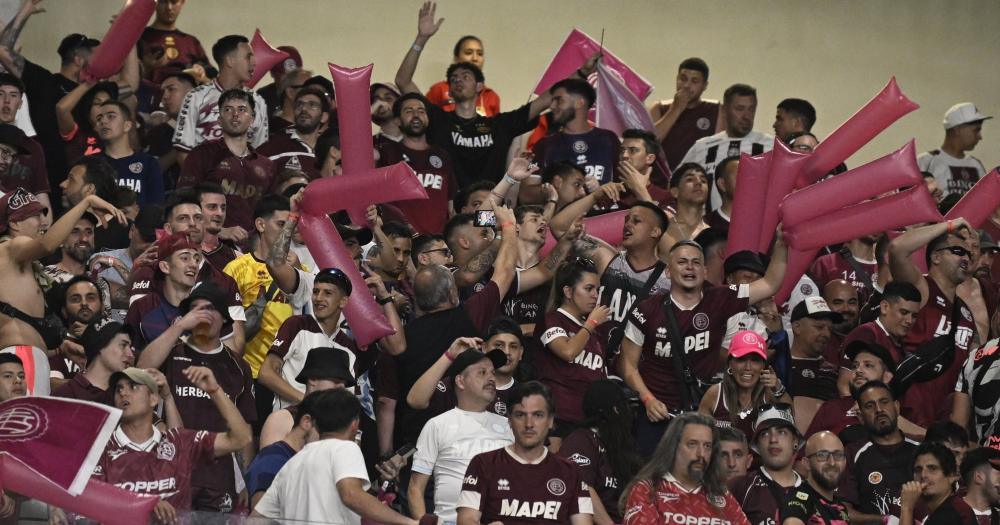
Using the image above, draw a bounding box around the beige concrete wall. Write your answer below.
[19,0,1000,169]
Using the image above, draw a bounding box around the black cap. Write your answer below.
[133,204,163,242]
[0,124,29,154]
[179,283,233,323]
[790,297,844,323]
[316,267,353,296]
[80,317,132,364]
[446,349,507,377]
[724,250,767,277]
[58,34,100,61]
[334,223,373,246]
[295,347,355,387]
[844,340,896,374]
[304,75,335,100]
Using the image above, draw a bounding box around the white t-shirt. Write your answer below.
[412,408,514,521]
[916,149,986,197]
[680,129,775,209]
[254,438,370,524]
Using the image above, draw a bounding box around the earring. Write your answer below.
[726,367,733,376]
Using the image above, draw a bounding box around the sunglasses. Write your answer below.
[936,246,972,258]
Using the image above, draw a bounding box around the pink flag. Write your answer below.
[0,397,120,495]
[534,29,652,100]
[594,62,671,178]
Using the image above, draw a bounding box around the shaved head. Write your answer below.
[823,279,859,332]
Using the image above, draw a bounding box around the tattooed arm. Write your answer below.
[0,0,44,77]
[266,192,302,294]
[517,216,584,292]
[453,240,499,288]
[573,233,617,276]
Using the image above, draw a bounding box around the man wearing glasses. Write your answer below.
[779,431,849,525]
[258,86,329,180]
[888,219,980,428]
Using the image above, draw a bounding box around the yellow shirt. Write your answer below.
[223,254,296,377]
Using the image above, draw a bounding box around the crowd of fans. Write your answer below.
[0,0,998,524]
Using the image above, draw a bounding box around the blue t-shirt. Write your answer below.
[245,440,296,496]
[102,151,166,204]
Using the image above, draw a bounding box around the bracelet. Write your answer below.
[411,42,423,52]
[444,351,456,362]
[580,325,593,336]
[947,219,954,233]
[503,175,517,185]
[771,384,787,398]
[641,393,655,405]
[377,295,394,305]
[287,212,300,222]
[499,221,515,230]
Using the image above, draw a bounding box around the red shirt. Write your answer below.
[377,141,457,235]
[809,251,878,303]
[622,475,751,525]
[656,100,720,173]
[177,139,275,230]
[51,372,112,405]
[426,81,500,116]
[837,319,904,369]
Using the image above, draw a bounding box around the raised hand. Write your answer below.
[505,156,539,182]
[84,195,127,228]
[182,366,220,395]
[417,1,444,40]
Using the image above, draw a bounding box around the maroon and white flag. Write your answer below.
[0,396,120,495]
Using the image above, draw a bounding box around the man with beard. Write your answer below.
[616,129,675,214]
[822,279,860,363]
[195,183,241,270]
[44,213,96,283]
[973,230,998,285]
[377,93,457,235]
[178,89,276,231]
[0,76,50,221]
[50,276,104,385]
[809,341,896,442]
[267,68,313,133]
[958,447,1000,523]
[371,82,402,152]
[788,298,842,432]
[680,83,774,210]
[532,78,620,186]
[730,404,804,525]
[173,35,268,163]
[810,235,880,304]
[900,442,977,525]
[780,431,850,525]
[888,219,979,428]
[58,156,129,250]
[839,380,920,524]
[258,86,328,180]
[96,100,165,204]
[458,381,592,525]
[52,317,135,404]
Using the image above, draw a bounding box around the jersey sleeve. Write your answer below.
[185,429,219,466]
[624,298,651,347]
[557,432,598,488]
[172,89,200,152]
[457,453,487,512]
[540,324,569,346]
[267,317,297,359]
[464,281,502,333]
[779,490,818,523]
[411,419,439,476]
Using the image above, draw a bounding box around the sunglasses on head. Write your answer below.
[936,245,971,258]
[318,267,348,279]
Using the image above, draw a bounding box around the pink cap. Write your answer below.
[729,330,767,360]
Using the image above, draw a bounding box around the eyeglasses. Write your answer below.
[808,450,846,462]
[936,246,972,258]
[422,248,452,257]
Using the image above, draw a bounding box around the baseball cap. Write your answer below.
[943,102,992,130]
[156,232,199,263]
[109,367,157,393]
[269,46,303,80]
[751,403,802,449]
[446,349,507,378]
[335,223,373,246]
[729,330,767,360]
[295,347,356,387]
[0,187,47,233]
[0,123,30,154]
[57,34,100,61]
[790,296,844,323]
[724,250,767,277]
[843,340,896,374]
[80,317,132,364]
[370,82,400,101]
[178,283,233,323]
[979,229,999,253]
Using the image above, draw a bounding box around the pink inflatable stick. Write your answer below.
[725,151,771,257]
[245,29,290,88]
[944,168,1000,228]
[80,0,156,82]
[758,141,810,253]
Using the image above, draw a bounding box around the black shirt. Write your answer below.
[22,60,78,212]
[779,481,849,525]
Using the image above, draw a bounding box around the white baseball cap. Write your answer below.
[943,103,992,130]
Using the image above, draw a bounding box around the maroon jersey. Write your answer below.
[536,309,609,423]
[622,475,751,525]
[256,127,320,180]
[94,427,216,510]
[901,278,976,427]
[377,141,456,235]
[836,320,904,370]
[709,387,757,440]
[128,258,242,310]
[809,251,878,303]
[459,447,592,524]
[52,372,112,405]
[658,100,720,172]
[203,241,240,271]
[176,139,275,230]
[789,357,839,401]
[558,428,623,521]
[161,341,256,511]
[532,127,621,185]
[1,137,49,194]
[138,28,208,81]
[624,284,750,409]
[805,396,861,440]
[729,468,802,525]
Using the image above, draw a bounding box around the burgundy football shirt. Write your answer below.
[536,309,609,423]
[177,139,276,230]
[377,141,457,235]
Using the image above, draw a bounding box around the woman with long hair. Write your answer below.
[559,379,643,525]
[698,330,790,439]
[534,257,611,451]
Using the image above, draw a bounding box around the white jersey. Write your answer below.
[680,130,774,209]
[917,149,986,197]
[412,408,514,521]
[172,79,268,152]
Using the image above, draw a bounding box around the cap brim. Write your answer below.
[751,419,803,450]
[295,369,356,387]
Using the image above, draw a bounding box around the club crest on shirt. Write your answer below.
[799,283,813,296]
[961,306,972,322]
[801,369,815,378]
[696,117,712,130]
[709,494,727,507]
[656,327,668,338]
[429,155,443,168]
[436,381,447,393]
[572,140,589,154]
[692,313,710,330]
[868,471,883,485]
[546,478,567,496]
[156,440,176,461]
[493,401,507,416]
[129,162,144,174]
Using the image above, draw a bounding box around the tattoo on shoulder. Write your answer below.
[573,236,599,258]
[466,246,499,273]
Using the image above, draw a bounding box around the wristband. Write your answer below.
[377,295,394,306]
[287,212,300,222]
[503,175,517,185]
[444,351,456,362]
[641,393,655,405]
[947,219,954,233]
[499,221,515,230]
[411,42,423,52]
[771,384,787,398]
[586,318,598,327]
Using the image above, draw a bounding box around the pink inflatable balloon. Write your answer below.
[539,210,628,256]
[757,141,810,253]
[0,455,159,525]
[245,29,290,88]
[298,164,428,347]
[784,186,943,252]
[774,248,819,306]
[780,140,923,227]
[725,151,771,258]
[945,168,1000,227]
[80,0,156,82]
[329,63,378,185]
[799,77,919,186]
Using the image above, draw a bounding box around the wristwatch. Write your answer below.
[377,295,394,306]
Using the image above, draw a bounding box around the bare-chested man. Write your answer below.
[0,187,124,395]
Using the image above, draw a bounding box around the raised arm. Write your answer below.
[9,194,124,264]
[406,337,480,409]
[527,53,601,120]
[135,309,213,369]
[748,231,787,305]
[265,190,302,294]
[0,0,44,77]
[489,205,519,298]
[182,366,252,457]
[488,157,537,207]
[518,215,582,292]
[394,1,443,95]
[888,219,971,308]
[366,274,406,356]
[55,80,93,136]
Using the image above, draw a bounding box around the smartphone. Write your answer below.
[474,210,497,228]
[395,443,417,460]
